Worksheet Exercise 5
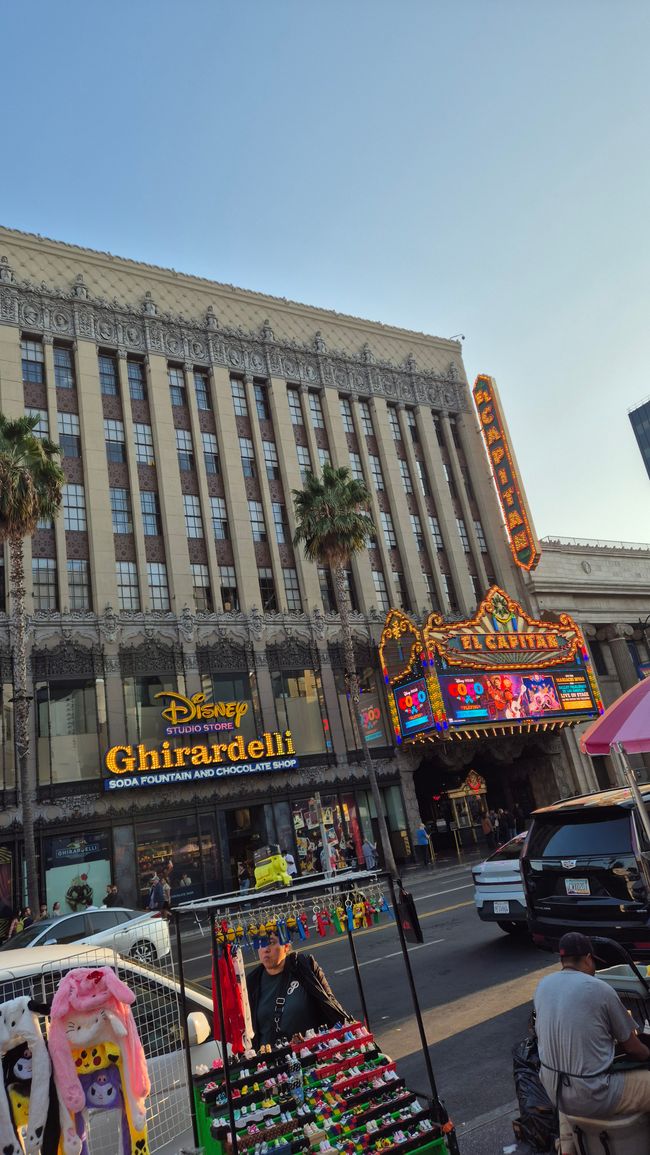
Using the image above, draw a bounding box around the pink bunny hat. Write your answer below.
[49,968,150,1111]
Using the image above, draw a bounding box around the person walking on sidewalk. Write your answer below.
[415,823,432,868]
[534,931,650,1155]
[481,809,496,852]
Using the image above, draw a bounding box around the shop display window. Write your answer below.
[201,671,260,744]
[271,668,328,754]
[198,813,220,897]
[334,665,389,751]
[124,674,178,745]
[44,830,112,915]
[136,815,205,907]
[0,847,13,941]
[226,806,269,889]
[291,794,359,875]
[36,679,101,783]
[0,683,15,790]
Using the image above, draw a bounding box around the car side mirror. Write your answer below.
[187,1010,210,1046]
[43,938,57,946]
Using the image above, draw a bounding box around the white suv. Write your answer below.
[0,907,171,962]
[472,832,528,934]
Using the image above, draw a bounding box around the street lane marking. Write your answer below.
[414,884,473,901]
[335,938,445,974]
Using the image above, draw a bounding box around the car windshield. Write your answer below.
[527,813,633,857]
[488,834,525,862]
[0,922,50,950]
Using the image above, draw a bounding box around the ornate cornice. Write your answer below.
[0,274,468,412]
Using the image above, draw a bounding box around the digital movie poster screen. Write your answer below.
[439,668,596,725]
[393,677,436,737]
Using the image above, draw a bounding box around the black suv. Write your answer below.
[522,785,650,958]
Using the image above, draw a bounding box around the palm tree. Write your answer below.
[0,414,65,913]
[293,464,398,877]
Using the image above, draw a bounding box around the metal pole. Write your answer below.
[314,791,331,873]
[614,742,650,845]
[175,910,200,1149]
[345,913,371,1028]
[210,912,238,1155]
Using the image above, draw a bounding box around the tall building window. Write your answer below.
[220,566,239,611]
[343,567,358,612]
[443,462,457,499]
[21,337,45,384]
[192,564,213,612]
[399,458,413,493]
[110,487,132,534]
[349,451,364,482]
[410,513,424,550]
[368,454,384,490]
[428,515,444,549]
[32,558,57,610]
[183,494,204,538]
[176,428,194,471]
[63,484,86,531]
[147,562,170,610]
[99,352,118,395]
[133,422,155,465]
[287,388,303,426]
[470,574,483,604]
[248,500,267,542]
[433,416,446,448]
[393,571,410,611]
[194,368,211,410]
[272,667,327,755]
[57,412,81,458]
[53,345,75,389]
[283,568,302,612]
[272,502,287,544]
[254,382,270,421]
[372,570,389,612]
[441,572,458,611]
[67,559,91,610]
[258,567,277,611]
[210,496,229,540]
[201,431,220,474]
[116,561,140,611]
[240,437,256,478]
[27,408,48,438]
[460,464,475,501]
[588,639,609,677]
[416,460,430,497]
[263,440,280,480]
[388,406,401,440]
[449,415,463,450]
[309,391,325,429]
[340,396,354,434]
[168,365,186,406]
[405,408,418,442]
[140,490,161,535]
[423,572,440,613]
[318,566,336,613]
[318,447,331,470]
[127,359,147,400]
[104,418,126,463]
[297,444,311,484]
[231,377,248,417]
[474,519,488,551]
[380,510,396,548]
[456,517,470,552]
[358,400,373,436]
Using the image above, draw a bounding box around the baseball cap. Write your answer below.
[558,931,605,962]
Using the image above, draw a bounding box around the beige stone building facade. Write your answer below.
[0,225,588,907]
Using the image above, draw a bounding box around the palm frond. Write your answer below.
[0,414,65,541]
[293,463,374,567]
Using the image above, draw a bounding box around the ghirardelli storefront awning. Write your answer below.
[379,586,604,746]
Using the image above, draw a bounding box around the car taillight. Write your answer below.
[150,912,162,919]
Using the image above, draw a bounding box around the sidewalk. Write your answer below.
[455,1100,538,1154]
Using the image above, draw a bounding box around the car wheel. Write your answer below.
[497,920,528,936]
[130,940,158,963]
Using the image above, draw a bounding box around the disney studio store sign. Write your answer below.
[103,692,298,791]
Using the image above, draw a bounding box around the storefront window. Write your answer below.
[198,814,221,898]
[1,684,15,790]
[201,671,260,744]
[136,815,204,907]
[334,665,389,751]
[124,675,178,745]
[44,831,112,915]
[36,679,101,783]
[272,800,295,865]
[291,795,357,874]
[272,668,328,754]
[225,806,269,889]
[0,846,13,941]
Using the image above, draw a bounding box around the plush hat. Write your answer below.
[0,997,51,1155]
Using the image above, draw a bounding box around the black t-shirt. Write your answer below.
[256,967,315,1044]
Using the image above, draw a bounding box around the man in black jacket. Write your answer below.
[247,933,349,1047]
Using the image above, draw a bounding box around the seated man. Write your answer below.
[535,931,650,1155]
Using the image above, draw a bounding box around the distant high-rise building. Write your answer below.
[629,398,650,480]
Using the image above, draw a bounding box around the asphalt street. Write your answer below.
[173,863,556,1134]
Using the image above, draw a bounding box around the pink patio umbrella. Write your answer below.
[581,677,650,843]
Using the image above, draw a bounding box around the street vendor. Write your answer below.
[247,931,349,1047]
[534,931,650,1154]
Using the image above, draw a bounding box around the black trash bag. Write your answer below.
[512,1034,559,1152]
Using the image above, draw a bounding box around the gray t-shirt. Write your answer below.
[535,969,634,1117]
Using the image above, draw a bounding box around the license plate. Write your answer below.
[565,878,590,895]
[494,901,510,914]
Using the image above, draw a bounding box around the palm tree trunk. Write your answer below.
[333,564,398,878]
[10,536,39,914]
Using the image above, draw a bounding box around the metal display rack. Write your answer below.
[172,870,459,1155]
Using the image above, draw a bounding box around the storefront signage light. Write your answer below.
[472,374,541,572]
[155,691,248,734]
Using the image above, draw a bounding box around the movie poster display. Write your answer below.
[44,831,112,914]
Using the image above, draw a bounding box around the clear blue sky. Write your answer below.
[3,0,650,542]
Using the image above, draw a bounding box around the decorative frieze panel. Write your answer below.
[119,640,183,677]
[32,642,104,680]
[197,639,252,673]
